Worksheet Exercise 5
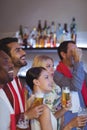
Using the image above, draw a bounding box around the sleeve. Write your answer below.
[0,98,10,130]
[53,62,85,91]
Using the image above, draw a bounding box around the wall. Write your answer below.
[0,0,87,38]
[0,0,87,76]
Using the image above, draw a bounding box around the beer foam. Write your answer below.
[63,87,70,93]
[35,92,44,98]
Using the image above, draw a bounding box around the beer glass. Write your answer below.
[77,108,87,130]
[62,87,70,108]
[32,92,44,107]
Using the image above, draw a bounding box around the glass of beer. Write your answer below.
[62,87,70,108]
[32,92,44,107]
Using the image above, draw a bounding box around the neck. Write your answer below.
[0,84,4,89]
[13,67,20,78]
[34,85,43,94]
[62,60,73,70]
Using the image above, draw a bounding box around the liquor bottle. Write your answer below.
[37,20,42,36]
[70,17,77,42]
[63,23,68,34]
[43,20,47,36]
[19,25,23,39]
[56,23,63,43]
[63,23,69,41]
[51,21,56,34]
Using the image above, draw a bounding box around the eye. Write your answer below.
[45,75,49,79]
[46,65,51,68]
[15,48,22,53]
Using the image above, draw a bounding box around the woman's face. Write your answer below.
[37,70,52,93]
[42,59,54,78]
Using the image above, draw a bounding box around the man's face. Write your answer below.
[7,42,27,68]
[62,43,76,67]
[0,51,14,82]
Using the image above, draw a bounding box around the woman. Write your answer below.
[26,67,57,130]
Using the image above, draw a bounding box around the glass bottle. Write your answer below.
[70,17,77,43]
[37,20,42,36]
[43,20,48,36]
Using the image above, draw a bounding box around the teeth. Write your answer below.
[21,56,26,60]
[8,70,14,74]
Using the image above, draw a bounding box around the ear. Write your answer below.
[33,79,40,86]
[60,51,66,59]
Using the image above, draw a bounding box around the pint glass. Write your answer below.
[32,92,44,107]
[62,87,70,108]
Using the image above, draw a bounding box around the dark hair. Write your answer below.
[0,37,18,56]
[57,40,76,60]
[26,67,46,91]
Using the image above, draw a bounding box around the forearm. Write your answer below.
[62,123,72,130]
[54,108,66,119]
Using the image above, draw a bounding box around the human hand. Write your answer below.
[63,99,72,112]
[72,47,82,62]
[63,116,87,130]
[69,116,87,129]
[25,104,44,119]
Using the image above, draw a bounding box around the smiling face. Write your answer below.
[42,59,54,78]
[0,51,14,83]
[7,42,27,68]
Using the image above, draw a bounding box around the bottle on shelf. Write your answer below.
[43,20,48,36]
[19,25,23,39]
[70,17,77,43]
[63,23,70,41]
[56,23,63,43]
[50,21,56,34]
[37,20,42,37]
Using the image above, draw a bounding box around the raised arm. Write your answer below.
[53,62,85,91]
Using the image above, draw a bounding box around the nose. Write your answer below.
[51,67,54,72]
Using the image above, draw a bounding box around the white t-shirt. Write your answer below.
[31,111,57,130]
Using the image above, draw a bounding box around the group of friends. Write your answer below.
[0,37,87,130]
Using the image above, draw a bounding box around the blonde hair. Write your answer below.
[32,55,54,67]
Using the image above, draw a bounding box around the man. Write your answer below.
[0,37,27,77]
[0,50,14,130]
[0,50,14,86]
[0,37,44,129]
[53,40,87,130]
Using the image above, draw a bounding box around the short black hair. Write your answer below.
[0,37,18,56]
[57,40,76,60]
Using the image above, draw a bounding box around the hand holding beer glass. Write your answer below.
[77,108,87,130]
[32,92,44,107]
[62,87,71,108]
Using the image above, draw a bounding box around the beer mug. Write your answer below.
[32,92,44,107]
[77,107,87,130]
[62,87,70,108]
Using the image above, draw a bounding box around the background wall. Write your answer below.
[0,0,87,76]
[18,49,87,76]
[0,0,87,38]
